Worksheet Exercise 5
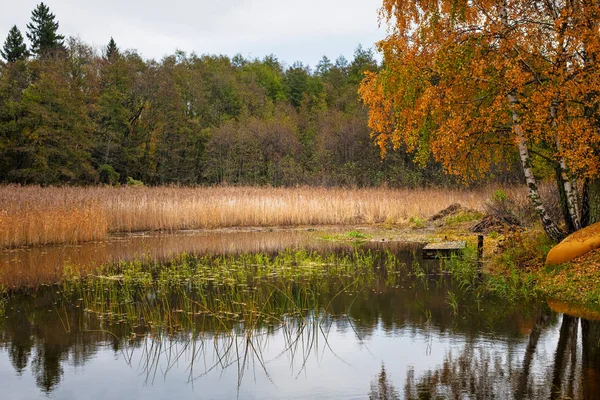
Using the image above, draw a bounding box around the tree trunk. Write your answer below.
[583,178,600,227]
[551,101,581,231]
[500,5,565,242]
[509,94,566,242]
[556,166,576,233]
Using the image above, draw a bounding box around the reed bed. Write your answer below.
[60,250,396,333]
[0,185,497,248]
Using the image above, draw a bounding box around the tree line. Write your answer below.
[1,3,525,187]
[0,3,434,186]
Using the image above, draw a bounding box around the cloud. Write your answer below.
[1,0,384,66]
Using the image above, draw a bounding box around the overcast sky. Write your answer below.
[2,0,385,68]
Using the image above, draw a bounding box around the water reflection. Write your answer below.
[0,228,408,288]
[1,246,600,399]
[402,314,600,400]
[0,229,317,288]
[369,365,400,400]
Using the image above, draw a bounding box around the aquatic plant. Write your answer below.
[59,250,392,335]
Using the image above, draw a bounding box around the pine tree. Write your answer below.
[105,37,119,60]
[1,26,28,62]
[26,2,65,56]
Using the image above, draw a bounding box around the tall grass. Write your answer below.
[1,185,496,248]
[0,186,109,248]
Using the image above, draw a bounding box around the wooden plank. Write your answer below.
[422,241,466,259]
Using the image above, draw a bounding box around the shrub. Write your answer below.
[444,210,484,225]
[484,190,523,226]
[98,164,120,186]
[486,184,563,228]
[126,177,144,187]
[409,216,426,228]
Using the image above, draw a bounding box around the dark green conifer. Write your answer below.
[26,2,65,56]
[1,25,28,62]
[105,37,119,60]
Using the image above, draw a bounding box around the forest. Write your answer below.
[0,3,512,188]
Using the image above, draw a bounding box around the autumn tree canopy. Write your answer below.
[360,0,600,240]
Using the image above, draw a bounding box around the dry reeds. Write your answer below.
[0,185,499,248]
[0,186,109,248]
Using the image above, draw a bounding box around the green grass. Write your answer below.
[446,290,459,315]
[346,230,369,239]
[444,211,484,225]
[60,250,392,334]
[320,230,372,242]
[409,216,426,228]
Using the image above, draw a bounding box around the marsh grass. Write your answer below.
[23,249,405,388]
[60,250,390,334]
[436,239,542,303]
[320,230,372,242]
[444,210,484,225]
[0,185,495,248]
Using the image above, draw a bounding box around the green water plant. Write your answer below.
[60,250,397,335]
[320,230,372,242]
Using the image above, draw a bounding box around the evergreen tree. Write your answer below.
[105,37,119,60]
[315,56,332,76]
[15,57,95,184]
[1,26,28,63]
[348,45,377,84]
[26,2,65,56]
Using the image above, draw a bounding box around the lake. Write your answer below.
[0,230,598,399]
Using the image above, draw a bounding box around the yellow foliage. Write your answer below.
[360,0,600,181]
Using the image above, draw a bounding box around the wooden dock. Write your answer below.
[422,241,466,259]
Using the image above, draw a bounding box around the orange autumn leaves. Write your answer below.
[360,0,600,181]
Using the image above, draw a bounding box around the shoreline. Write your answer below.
[0,185,503,249]
[2,195,599,317]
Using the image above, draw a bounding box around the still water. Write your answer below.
[1,232,599,399]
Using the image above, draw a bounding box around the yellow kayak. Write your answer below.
[546,221,600,265]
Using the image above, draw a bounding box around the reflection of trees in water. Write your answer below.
[131,314,342,392]
[550,315,600,400]
[0,288,351,394]
[0,278,553,395]
[369,364,400,400]
[0,289,134,393]
[404,312,600,400]
[404,341,511,399]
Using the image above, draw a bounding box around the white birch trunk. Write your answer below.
[551,101,582,231]
[501,3,565,241]
[509,94,565,242]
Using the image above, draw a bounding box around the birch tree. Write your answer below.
[359,0,600,241]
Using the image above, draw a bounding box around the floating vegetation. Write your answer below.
[57,250,402,335]
[320,230,372,242]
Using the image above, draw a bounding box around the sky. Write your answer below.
[1,0,386,68]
